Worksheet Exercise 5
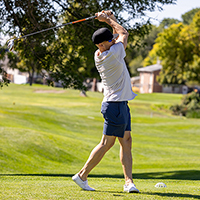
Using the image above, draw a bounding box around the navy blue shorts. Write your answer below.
[101,101,131,138]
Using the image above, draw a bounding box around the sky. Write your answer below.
[1,0,200,45]
[144,0,200,25]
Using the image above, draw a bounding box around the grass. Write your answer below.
[0,84,200,199]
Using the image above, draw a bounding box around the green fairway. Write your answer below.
[0,84,200,199]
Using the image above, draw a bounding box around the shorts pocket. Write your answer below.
[101,102,123,125]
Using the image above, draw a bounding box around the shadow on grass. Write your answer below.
[144,192,200,199]
[133,170,200,180]
[0,170,200,180]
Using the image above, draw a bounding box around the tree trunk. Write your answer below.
[29,67,35,86]
[91,78,97,92]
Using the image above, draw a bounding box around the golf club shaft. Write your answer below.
[13,15,96,41]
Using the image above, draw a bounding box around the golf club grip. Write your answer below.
[72,16,96,24]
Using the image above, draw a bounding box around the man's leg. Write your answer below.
[118,131,133,185]
[78,134,116,181]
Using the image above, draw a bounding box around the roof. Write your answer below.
[137,64,162,72]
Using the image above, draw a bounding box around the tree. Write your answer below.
[124,8,200,80]
[0,0,58,86]
[186,11,200,84]
[159,18,180,28]
[127,17,179,76]
[0,0,177,88]
[143,43,160,66]
[0,45,10,88]
[170,91,200,118]
[1,0,58,86]
[126,24,163,76]
[182,7,200,25]
[144,11,200,86]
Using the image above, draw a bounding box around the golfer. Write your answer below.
[72,10,139,193]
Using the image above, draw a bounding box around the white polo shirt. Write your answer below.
[94,42,137,102]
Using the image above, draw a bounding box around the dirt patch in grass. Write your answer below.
[34,90,65,94]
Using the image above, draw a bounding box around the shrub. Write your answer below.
[170,91,200,118]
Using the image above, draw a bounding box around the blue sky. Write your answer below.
[145,0,200,25]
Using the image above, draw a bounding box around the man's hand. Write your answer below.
[95,10,117,23]
[95,11,109,22]
[103,10,113,16]
[104,10,117,22]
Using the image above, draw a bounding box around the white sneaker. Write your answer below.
[72,174,95,191]
[124,183,140,193]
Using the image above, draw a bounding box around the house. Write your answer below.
[137,63,188,94]
[0,55,28,84]
[137,63,162,93]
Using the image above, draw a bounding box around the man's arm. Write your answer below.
[95,11,129,49]
[102,10,118,34]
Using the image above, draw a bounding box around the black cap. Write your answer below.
[92,27,119,44]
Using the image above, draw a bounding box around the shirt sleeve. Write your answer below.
[110,42,126,60]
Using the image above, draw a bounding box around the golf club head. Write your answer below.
[7,39,14,52]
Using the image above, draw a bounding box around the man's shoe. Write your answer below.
[124,183,139,193]
[72,174,95,191]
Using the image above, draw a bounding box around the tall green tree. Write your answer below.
[156,23,186,85]
[186,11,200,84]
[181,7,200,25]
[0,0,177,89]
[159,17,180,28]
[0,45,10,88]
[1,0,57,86]
[144,11,200,86]
[126,24,164,76]
[126,16,180,76]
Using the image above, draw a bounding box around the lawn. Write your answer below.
[0,84,200,199]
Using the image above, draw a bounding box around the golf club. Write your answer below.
[7,15,96,51]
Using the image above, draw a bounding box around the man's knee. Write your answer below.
[100,135,116,150]
[123,136,132,148]
[119,131,132,147]
[126,134,132,144]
